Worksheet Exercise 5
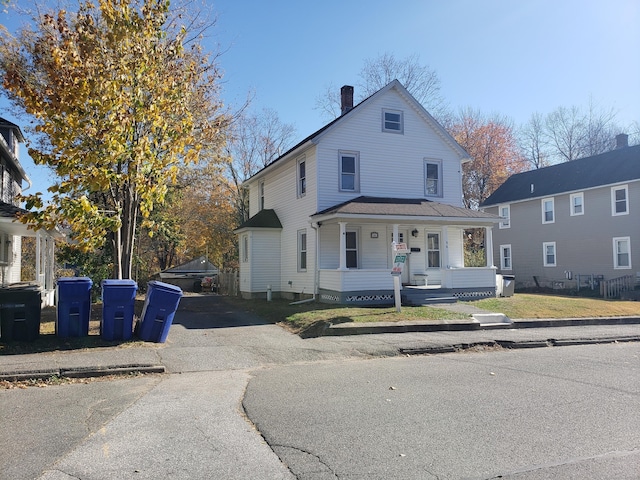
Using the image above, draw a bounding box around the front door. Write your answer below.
[426,232,441,271]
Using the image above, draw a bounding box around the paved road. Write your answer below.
[244,342,640,479]
[1,295,639,479]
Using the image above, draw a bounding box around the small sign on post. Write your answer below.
[391,242,409,312]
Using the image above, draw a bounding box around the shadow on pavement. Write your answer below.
[173,295,276,329]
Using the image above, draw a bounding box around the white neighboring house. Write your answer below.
[235,80,501,304]
[0,117,61,306]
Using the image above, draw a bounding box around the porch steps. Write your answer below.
[401,290,458,306]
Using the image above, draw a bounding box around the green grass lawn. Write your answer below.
[225,293,640,333]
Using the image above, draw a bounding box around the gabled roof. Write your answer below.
[161,255,218,274]
[312,196,500,224]
[245,80,470,184]
[0,117,25,143]
[234,209,282,231]
[482,144,640,206]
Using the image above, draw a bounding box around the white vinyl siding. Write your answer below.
[499,204,510,228]
[611,185,628,216]
[500,244,512,270]
[315,88,465,211]
[543,242,556,267]
[570,192,583,216]
[613,237,631,269]
[542,198,554,224]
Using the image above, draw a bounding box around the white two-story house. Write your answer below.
[0,117,60,305]
[482,135,639,293]
[235,80,501,304]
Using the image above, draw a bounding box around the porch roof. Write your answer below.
[312,196,501,225]
[0,201,64,238]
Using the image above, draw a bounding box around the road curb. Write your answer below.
[0,364,165,382]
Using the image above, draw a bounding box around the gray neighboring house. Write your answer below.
[482,134,639,291]
[0,117,62,306]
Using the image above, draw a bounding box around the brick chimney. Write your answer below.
[340,85,354,115]
[615,133,629,149]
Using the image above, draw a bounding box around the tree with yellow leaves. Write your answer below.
[0,0,228,279]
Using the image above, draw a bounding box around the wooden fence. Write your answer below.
[216,270,239,296]
[600,274,635,299]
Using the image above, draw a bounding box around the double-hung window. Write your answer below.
[382,109,403,133]
[542,198,554,224]
[298,230,307,271]
[611,185,628,216]
[499,205,510,228]
[613,237,631,269]
[345,231,358,268]
[570,192,583,216]
[543,242,556,267]
[259,181,265,210]
[424,159,442,197]
[297,157,306,197]
[500,245,512,270]
[241,235,249,263]
[339,151,359,191]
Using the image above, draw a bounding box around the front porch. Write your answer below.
[317,266,497,305]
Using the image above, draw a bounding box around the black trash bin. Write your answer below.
[101,279,138,341]
[56,277,92,337]
[0,283,41,342]
[137,281,183,343]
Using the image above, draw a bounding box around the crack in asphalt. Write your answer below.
[271,444,339,479]
[475,447,640,479]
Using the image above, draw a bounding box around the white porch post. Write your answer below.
[485,226,495,267]
[339,222,347,270]
[442,227,449,269]
[35,231,42,287]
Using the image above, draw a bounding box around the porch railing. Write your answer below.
[600,274,635,299]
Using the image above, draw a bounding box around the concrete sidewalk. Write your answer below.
[1,295,639,381]
[2,294,639,480]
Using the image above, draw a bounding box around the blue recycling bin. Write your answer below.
[101,279,138,341]
[137,281,183,343]
[56,277,92,337]
[0,283,41,342]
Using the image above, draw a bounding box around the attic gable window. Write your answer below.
[382,109,403,134]
[259,181,265,210]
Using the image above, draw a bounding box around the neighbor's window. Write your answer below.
[543,242,556,267]
[570,192,583,216]
[613,237,631,269]
[382,109,403,133]
[499,205,510,228]
[424,159,442,197]
[298,229,307,271]
[542,198,554,224]
[339,151,359,191]
[297,157,306,197]
[259,181,265,210]
[345,231,358,268]
[500,244,512,270]
[611,185,628,216]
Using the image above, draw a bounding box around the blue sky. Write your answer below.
[2,0,639,197]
